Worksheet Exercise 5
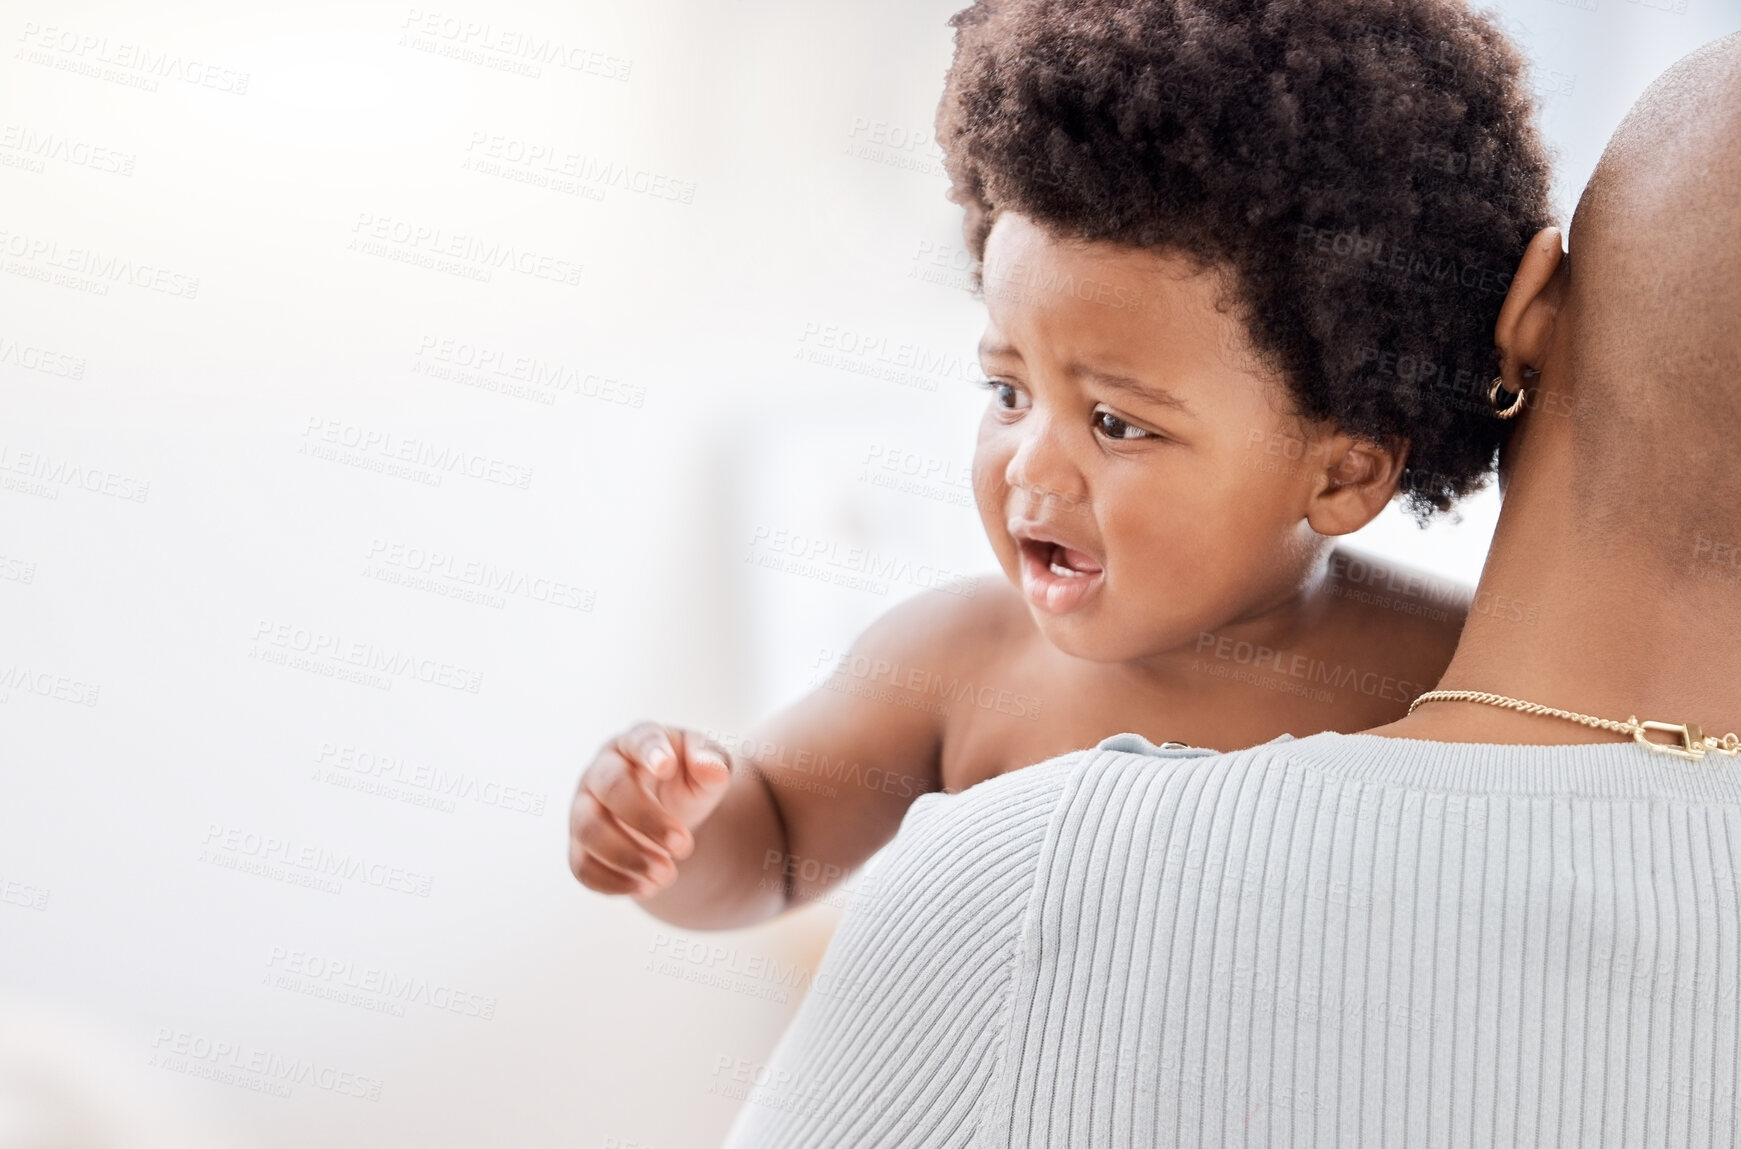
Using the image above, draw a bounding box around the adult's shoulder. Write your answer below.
[900,734,1238,856]
[898,742,1092,846]
[1010,734,1310,856]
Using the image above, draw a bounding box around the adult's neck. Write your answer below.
[1371,415,1741,747]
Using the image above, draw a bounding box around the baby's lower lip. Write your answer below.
[1018,541,1105,614]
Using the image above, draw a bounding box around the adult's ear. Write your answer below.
[1303,434,1409,537]
[1493,227,1566,393]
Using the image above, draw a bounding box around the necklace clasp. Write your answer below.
[1632,719,1707,759]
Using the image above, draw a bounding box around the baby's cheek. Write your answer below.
[1111,500,1223,600]
[970,448,1001,495]
[969,461,1017,576]
[970,450,1008,518]
[1121,529,1192,591]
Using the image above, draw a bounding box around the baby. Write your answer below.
[569,0,1554,927]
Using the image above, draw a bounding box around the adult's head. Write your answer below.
[1391,29,1741,744]
[1494,31,1741,553]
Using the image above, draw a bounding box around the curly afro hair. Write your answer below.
[937,0,1554,517]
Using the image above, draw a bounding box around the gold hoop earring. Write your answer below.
[1488,375,1525,420]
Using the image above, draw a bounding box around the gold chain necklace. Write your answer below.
[1408,689,1741,761]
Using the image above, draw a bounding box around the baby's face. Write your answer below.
[974,212,1336,664]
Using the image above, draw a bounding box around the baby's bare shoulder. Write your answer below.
[854,575,1032,671]
[1323,548,1469,664]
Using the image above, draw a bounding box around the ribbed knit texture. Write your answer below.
[721,731,1741,1147]
[719,752,1082,1148]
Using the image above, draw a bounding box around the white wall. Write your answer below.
[2,1,1736,1146]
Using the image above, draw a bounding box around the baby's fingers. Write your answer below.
[617,721,681,781]
[568,840,645,896]
[585,755,693,858]
[658,733,734,826]
[569,793,676,893]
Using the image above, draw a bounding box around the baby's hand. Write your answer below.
[568,722,734,898]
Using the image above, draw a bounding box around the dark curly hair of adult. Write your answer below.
[937,0,1554,517]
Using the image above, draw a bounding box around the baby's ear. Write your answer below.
[1305,435,1408,536]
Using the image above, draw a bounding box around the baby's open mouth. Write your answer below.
[1035,541,1103,579]
[1015,537,1106,614]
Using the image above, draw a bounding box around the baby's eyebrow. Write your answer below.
[1075,367,1193,414]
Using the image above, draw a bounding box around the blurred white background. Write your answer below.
[1,1,1736,1146]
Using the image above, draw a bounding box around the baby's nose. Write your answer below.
[1005,434,1087,513]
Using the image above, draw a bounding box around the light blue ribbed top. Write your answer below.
[720,731,1741,1147]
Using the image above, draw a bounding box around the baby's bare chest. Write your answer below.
[935,663,1183,792]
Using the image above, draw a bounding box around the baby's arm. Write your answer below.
[569,587,983,931]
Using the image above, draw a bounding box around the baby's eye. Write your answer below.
[980,379,1029,411]
[1092,408,1153,441]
